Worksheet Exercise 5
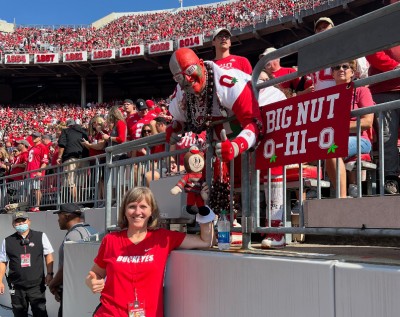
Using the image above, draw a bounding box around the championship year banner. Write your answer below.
[119,45,144,58]
[148,41,173,55]
[91,49,116,61]
[255,83,353,169]
[177,34,203,49]
[5,54,30,64]
[63,51,88,63]
[34,53,59,64]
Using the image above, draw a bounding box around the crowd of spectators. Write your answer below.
[0,0,327,54]
[0,99,171,166]
[0,103,109,145]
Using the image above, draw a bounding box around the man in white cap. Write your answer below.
[258,46,300,98]
[212,27,252,75]
[304,16,369,92]
[314,17,334,33]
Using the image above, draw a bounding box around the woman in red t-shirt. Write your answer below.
[326,60,375,198]
[85,187,215,317]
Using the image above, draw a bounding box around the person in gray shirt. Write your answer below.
[48,203,97,317]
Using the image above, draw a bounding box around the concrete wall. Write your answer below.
[63,245,400,317]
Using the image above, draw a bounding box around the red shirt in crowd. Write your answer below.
[270,67,300,91]
[214,54,253,75]
[10,151,29,181]
[26,143,49,178]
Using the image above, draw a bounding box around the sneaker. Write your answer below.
[29,207,40,212]
[348,184,358,198]
[231,219,242,246]
[261,235,286,249]
[261,220,286,249]
[384,179,399,195]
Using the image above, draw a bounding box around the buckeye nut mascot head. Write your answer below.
[170,145,209,216]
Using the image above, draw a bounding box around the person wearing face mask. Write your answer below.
[0,211,54,317]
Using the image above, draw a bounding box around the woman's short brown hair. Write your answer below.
[117,187,160,230]
[348,60,357,72]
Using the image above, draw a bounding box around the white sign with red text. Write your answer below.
[5,54,30,64]
[91,49,116,61]
[148,41,173,55]
[119,45,144,58]
[34,53,59,64]
[177,35,203,49]
[63,51,88,63]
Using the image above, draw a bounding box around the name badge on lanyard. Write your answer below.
[128,301,145,317]
[21,254,31,267]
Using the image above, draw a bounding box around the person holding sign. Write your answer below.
[326,61,374,198]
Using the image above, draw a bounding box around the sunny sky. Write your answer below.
[0,0,224,26]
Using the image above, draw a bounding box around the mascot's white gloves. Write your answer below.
[215,129,249,162]
[166,120,184,145]
[196,206,216,223]
[170,186,182,195]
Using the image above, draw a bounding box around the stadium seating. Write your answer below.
[0,0,326,53]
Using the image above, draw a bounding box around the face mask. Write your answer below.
[15,223,29,233]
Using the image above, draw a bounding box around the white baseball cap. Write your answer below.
[259,47,277,59]
[212,28,232,40]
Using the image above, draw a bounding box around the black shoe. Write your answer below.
[186,205,199,215]
[384,176,399,194]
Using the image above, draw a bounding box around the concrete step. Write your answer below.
[302,195,400,246]
[304,195,400,228]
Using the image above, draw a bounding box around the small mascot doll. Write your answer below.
[170,145,209,216]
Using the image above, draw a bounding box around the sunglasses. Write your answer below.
[332,64,350,71]
[173,64,197,84]
[143,130,152,133]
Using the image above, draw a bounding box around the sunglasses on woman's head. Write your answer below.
[332,64,350,71]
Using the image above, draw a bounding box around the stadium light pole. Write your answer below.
[179,0,183,9]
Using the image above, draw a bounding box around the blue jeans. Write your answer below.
[347,136,371,159]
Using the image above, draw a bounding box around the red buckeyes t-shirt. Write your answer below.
[94,229,185,317]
